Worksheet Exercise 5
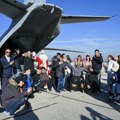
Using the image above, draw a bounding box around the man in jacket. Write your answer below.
[22,50,35,76]
[1,77,32,117]
[92,49,103,92]
[51,53,61,89]
[0,48,16,90]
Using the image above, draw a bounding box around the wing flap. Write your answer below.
[44,48,85,53]
[61,15,111,24]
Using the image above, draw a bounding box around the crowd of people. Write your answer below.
[0,48,120,117]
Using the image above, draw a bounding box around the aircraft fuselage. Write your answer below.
[0,4,62,55]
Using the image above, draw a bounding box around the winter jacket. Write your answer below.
[32,73,48,85]
[39,73,49,82]
[51,56,59,71]
[14,54,22,70]
[1,78,28,108]
[25,75,33,90]
[55,63,65,78]
[23,56,35,75]
[15,73,33,90]
[106,60,115,72]
[92,55,103,71]
[32,73,41,85]
[115,71,120,84]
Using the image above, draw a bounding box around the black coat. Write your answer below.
[32,73,41,85]
[55,63,66,78]
[92,55,103,71]
[51,56,59,71]
[116,71,120,84]
[14,54,22,70]
[39,73,48,82]
[32,73,48,85]
[23,56,35,75]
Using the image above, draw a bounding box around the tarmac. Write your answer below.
[0,75,120,120]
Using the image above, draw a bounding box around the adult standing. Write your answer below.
[92,49,103,91]
[13,48,22,77]
[106,55,115,91]
[0,48,16,90]
[83,55,92,91]
[39,50,50,74]
[22,51,35,76]
[117,55,120,69]
[51,53,61,89]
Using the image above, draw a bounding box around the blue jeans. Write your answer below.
[5,98,27,115]
[57,75,64,91]
[107,71,114,86]
[111,83,120,94]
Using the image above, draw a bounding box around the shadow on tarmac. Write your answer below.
[80,107,112,120]
[1,103,57,120]
[86,81,120,112]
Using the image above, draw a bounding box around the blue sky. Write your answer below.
[0,0,120,60]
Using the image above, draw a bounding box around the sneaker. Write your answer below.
[4,111,14,117]
[44,85,47,89]
[114,95,120,101]
[41,88,47,92]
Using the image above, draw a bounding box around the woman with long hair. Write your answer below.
[83,55,92,92]
[83,55,92,69]
[75,55,83,67]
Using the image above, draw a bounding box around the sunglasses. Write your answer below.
[6,51,11,53]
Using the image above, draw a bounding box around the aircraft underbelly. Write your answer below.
[0,5,62,53]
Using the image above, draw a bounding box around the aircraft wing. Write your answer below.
[44,48,85,53]
[0,0,32,19]
[61,15,111,24]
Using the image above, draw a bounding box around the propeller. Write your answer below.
[44,48,85,53]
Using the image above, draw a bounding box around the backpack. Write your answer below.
[112,61,119,72]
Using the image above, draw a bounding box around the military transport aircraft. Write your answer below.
[0,0,111,56]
